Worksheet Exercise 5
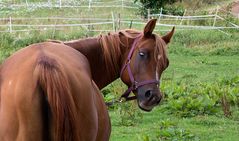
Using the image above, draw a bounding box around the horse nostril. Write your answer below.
[156,97,162,104]
[145,90,152,98]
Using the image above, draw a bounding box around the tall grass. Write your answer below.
[168,29,239,56]
[0,29,88,62]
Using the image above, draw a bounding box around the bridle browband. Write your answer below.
[119,33,159,101]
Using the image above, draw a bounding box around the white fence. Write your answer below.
[147,7,239,35]
[0,16,116,33]
[0,0,140,9]
[148,7,239,28]
[0,16,238,35]
[0,2,238,35]
[0,16,238,34]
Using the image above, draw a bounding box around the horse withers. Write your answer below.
[0,19,174,141]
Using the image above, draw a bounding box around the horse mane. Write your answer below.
[0,66,2,106]
[98,29,168,76]
[153,34,168,69]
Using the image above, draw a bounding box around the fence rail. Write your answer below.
[147,7,239,35]
[0,3,238,35]
[0,16,238,34]
[0,0,140,9]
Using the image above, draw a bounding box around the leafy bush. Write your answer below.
[134,0,181,17]
[162,83,219,117]
[0,33,21,62]
[116,102,143,126]
[161,76,239,117]
[103,80,144,126]
[163,4,185,16]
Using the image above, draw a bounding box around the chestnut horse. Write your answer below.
[0,19,174,141]
[64,19,174,110]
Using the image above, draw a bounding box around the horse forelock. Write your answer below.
[153,34,168,70]
[122,30,168,68]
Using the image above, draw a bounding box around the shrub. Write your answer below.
[138,119,199,141]
[161,76,239,117]
[134,0,180,17]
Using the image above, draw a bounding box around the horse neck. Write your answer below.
[64,37,126,89]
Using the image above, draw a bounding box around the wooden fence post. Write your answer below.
[147,9,150,21]
[180,9,187,25]
[52,18,58,38]
[9,17,12,33]
[158,7,163,23]
[118,13,121,30]
[25,0,29,8]
[59,0,62,8]
[88,0,92,10]
[112,12,116,31]
[129,20,133,29]
[213,6,219,27]
[48,0,52,8]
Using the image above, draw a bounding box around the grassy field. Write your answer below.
[110,106,239,141]
[0,1,239,141]
[107,29,239,141]
[108,51,239,140]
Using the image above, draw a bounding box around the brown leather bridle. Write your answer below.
[119,33,159,101]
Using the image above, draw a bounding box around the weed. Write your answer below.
[138,119,199,141]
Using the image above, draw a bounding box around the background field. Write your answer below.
[0,0,239,141]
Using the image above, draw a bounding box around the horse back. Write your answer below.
[0,42,110,141]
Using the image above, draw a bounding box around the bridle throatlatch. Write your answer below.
[120,33,159,102]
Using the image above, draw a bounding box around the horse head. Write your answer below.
[120,19,175,111]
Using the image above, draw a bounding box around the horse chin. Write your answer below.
[138,101,154,112]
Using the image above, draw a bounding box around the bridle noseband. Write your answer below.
[120,33,159,101]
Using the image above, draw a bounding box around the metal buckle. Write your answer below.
[133,81,138,89]
[118,97,126,103]
[126,59,131,65]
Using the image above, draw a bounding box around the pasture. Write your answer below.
[108,30,239,141]
[0,0,239,141]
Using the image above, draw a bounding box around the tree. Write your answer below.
[134,0,183,17]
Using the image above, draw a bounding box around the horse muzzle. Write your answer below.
[137,87,162,112]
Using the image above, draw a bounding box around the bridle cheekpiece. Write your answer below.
[120,33,159,101]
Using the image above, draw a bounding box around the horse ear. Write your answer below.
[144,19,157,37]
[162,27,175,44]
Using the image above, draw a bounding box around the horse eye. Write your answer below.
[139,52,145,56]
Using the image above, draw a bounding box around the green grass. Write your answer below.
[108,51,239,140]
[1,24,238,141]
[1,28,238,141]
[107,50,239,141]
[109,105,239,141]
[107,29,239,141]
[1,1,239,141]
[163,54,239,83]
